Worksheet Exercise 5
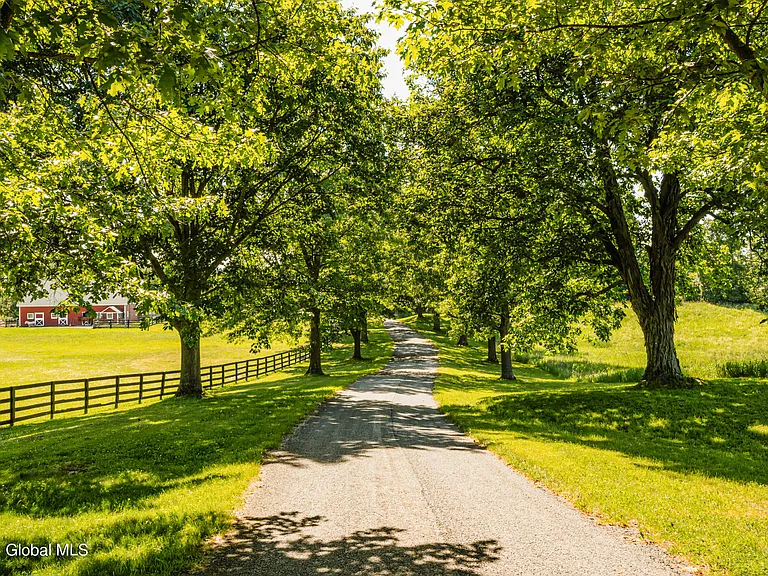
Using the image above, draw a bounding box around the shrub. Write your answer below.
[717,360,768,378]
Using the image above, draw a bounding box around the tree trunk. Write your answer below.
[456,333,468,346]
[307,307,324,375]
[432,311,441,332]
[640,308,683,383]
[351,328,363,360]
[486,336,498,363]
[595,156,695,386]
[176,322,202,397]
[360,311,369,343]
[416,305,425,320]
[499,307,516,380]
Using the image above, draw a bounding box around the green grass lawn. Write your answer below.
[401,313,768,576]
[0,324,297,389]
[529,301,768,381]
[0,325,393,576]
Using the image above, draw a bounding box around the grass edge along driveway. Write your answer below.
[400,316,768,576]
[0,325,393,576]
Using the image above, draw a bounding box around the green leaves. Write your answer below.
[0,29,12,60]
[157,65,177,101]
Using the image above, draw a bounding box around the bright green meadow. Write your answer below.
[0,326,393,576]
[0,324,295,389]
[402,303,768,576]
[521,301,768,382]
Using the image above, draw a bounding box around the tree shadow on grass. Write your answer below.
[194,512,501,576]
[461,379,768,486]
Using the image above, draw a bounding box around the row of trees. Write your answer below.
[0,0,398,394]
[1,0,767,393]
[382,0,768,386]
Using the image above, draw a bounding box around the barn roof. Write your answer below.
[17,283,130,308]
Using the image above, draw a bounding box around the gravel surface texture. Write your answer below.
[195,320,685,576]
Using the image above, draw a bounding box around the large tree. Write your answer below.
[220,167,391,375]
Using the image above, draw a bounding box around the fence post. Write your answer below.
[235,362,239,383]
[246,359,250,381]
[84,379,89,414]
[139,374,144,404]
[209,366,213,387]
[115,376,120,408]
[9,387,15,426]
[50,382,55,419]
[161,372,166,397]
[221,365,225,386]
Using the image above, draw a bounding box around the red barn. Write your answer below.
[17,288,139,327]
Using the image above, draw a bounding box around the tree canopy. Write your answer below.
[0,0,766,391]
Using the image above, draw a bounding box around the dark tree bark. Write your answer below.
[640,307,682,383]
[499,306,516,380]
[486,336,498,363]
[351,328,363,360]
[432,311,441,332]
[593,152,706,386]
[175,320,203,397]
[456,333,468,346]
[416,305,425,320]
[307,307,324,375]
[360,311,369,343]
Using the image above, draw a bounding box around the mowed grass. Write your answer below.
[0,325,393,576]
[401,314,768,576]
[0,324,296,389]
[528,301,768,381]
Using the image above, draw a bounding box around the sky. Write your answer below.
[339,0,410,100]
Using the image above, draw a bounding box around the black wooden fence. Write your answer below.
[0,347,309,427]
[92,319,154,329]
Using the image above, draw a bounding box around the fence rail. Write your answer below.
[0,347,309,427]
[92,319,159,329]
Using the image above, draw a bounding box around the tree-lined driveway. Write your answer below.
[197,321,683,575]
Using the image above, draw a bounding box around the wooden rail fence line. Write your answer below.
[0,347,309,427]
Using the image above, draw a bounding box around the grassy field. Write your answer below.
[524,301,768,381]
[0,324,297,389]
[402,311,768,576]
[0,325,393,576]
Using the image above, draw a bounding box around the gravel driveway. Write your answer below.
[196,320,684,576]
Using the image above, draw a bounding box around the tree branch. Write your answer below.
[672,200,716,252]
